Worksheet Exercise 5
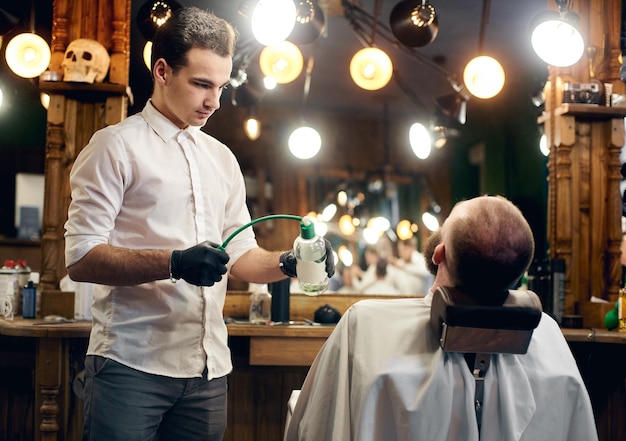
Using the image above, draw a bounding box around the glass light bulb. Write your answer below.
[349,47,393,90]
[531,20,584,67]
[289,126,322,159]
[463,56,505,99]
[396,219,414,240]
[409,122,431,159]
[251,0,297,46]
[259,41,303,84]
[422,211,439,232]
[244,117,261,141]
[5,33,51,78]
[339,214,356,236]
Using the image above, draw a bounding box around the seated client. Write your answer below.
[285,195,598,441]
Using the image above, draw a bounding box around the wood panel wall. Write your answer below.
[40,0,131,293]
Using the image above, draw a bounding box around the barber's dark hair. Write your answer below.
[445,196,534,304]
[151,6,238,73]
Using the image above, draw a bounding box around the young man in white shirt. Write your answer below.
[64,7,333,441]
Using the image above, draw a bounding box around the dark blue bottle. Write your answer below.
[22,281,36,319]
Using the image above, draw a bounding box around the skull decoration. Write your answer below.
[61,39,110,83]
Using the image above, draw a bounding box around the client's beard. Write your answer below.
[423,229,441,276]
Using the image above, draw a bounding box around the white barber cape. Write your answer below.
[285,295,598,441]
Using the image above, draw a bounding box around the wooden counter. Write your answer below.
[1,316,625,441]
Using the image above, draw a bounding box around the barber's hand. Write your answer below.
[170,241,229,286]
[279,239,335,278]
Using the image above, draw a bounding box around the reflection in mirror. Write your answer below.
[302,169,438,296]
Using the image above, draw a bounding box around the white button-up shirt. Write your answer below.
[65,101,258,380]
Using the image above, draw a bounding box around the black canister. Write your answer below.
[22,280,36,319]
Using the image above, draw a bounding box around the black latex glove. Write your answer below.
[279,238,335,279]
[170,241,230,286]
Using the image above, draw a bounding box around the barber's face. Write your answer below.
[156,47,232,128]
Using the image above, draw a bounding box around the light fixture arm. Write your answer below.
[342,0,460,93]
[29,0,36,33]
[477,0,491,54]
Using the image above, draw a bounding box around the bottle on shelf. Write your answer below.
[22,280,37,319]
[294,216,329,295]
[249,284,272,324]
[0,260,18,319]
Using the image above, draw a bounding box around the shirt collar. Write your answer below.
[141,100,200,146]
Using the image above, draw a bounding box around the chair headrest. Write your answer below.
[429,286,543,354]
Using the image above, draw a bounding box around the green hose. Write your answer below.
[217,214,303,251]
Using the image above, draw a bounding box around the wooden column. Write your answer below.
[544,0,625,326]
[39,0,131,293]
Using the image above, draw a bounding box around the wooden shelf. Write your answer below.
[39,80,129,101]
[538,103,626,123]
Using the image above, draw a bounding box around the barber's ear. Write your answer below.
[432,243,445,265]
[153,59,168,84]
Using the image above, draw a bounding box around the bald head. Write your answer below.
[440,195,534,302]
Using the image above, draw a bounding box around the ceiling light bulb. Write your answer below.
[251,0,297,46]
[259,41,304,84]
[540,133,549,156]
[321,203,338,222]
[531,13,584,67]
[338,245,354,266]
[463,55,505,99]
[289,126,321,159]
[368,216,391,233]
[422,211,439,232]
[40,93,50,109]
[5,33,51,78]
[409,122,431,159]
[350,47,393,90]
[337,190,348,207]
[396,219,414,240]
[339,214,356,236]
[244,117,261,141]
[143,41,152,70]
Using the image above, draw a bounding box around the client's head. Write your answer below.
[435,195,534,303]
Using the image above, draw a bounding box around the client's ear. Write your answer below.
[432,243,445,265]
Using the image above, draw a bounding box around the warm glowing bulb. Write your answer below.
[251,0,297,46]
[422,212,439,232]
[396,219,414,240]
[409,122,431,159]
[349,47,393,90]
[289,126,321,159]
[531,19,584,67]
[463,55,505,99]
[5,33,51,78]
[339,214,356,236]
[321,203,337,222]
[244,117,261,141]
[540,133,549,156]
[143,41,152,70]
[40,93,50,109]
[337,191,348,207]
[338,246,354,266]
[259,41,304,84]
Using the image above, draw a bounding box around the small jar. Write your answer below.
[249,285,272,324]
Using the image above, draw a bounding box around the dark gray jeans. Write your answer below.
[82,355,227,441]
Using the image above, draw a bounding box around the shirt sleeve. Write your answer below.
[64,129,128,267]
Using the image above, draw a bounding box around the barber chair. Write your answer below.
[429,286,543,432]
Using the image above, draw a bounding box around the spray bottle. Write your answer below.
[294,216,329,294]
